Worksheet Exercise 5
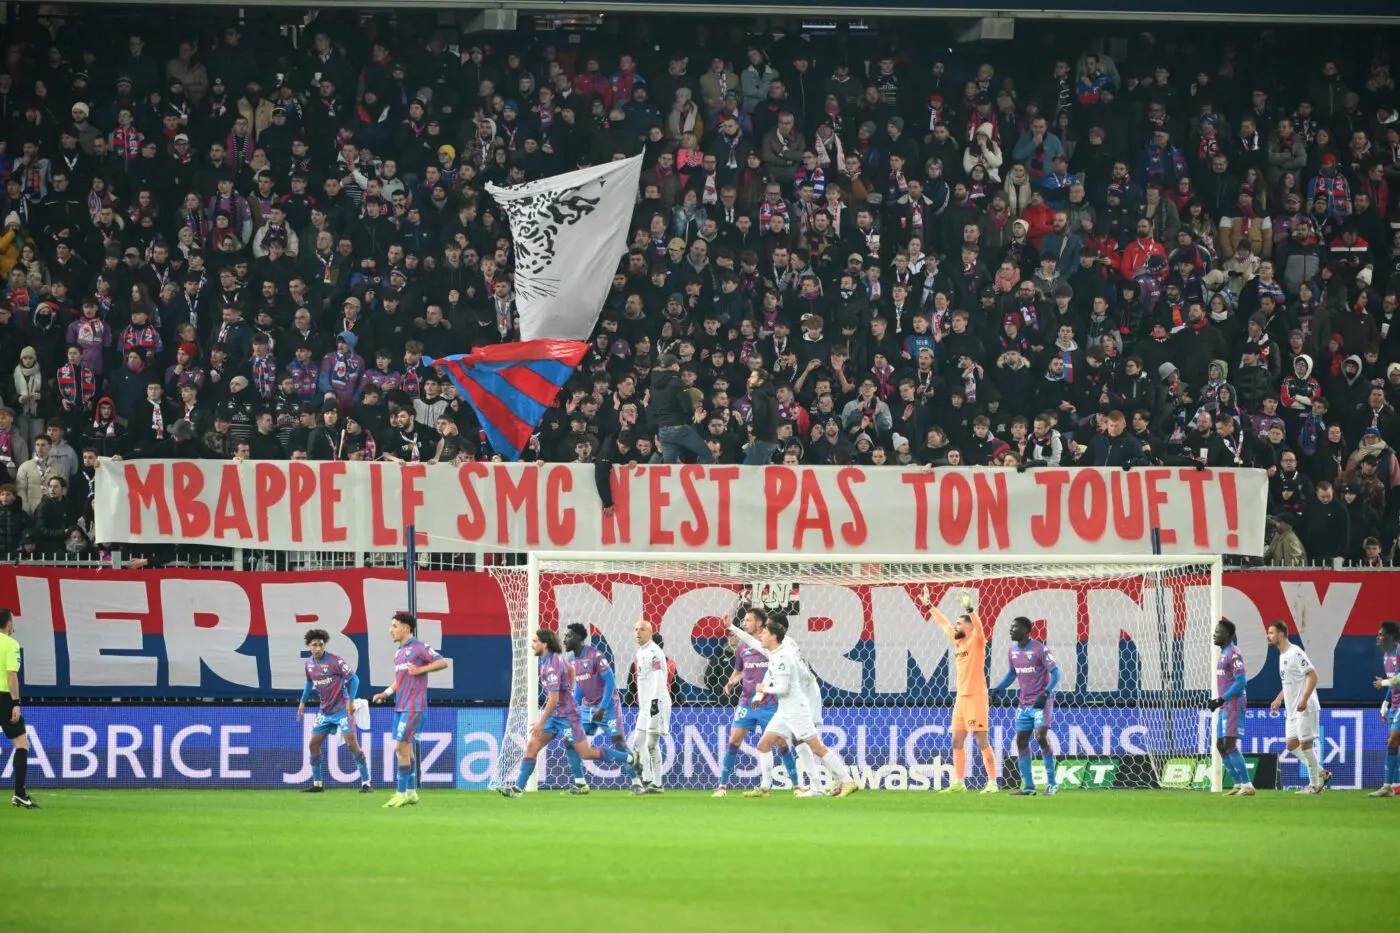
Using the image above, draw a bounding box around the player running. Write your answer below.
[561,623,625,796]
[993,616,1061,796]
[1,608,37,809]
[917,587,998,793]
[297,628,371,793]
[372,612,449,809]
[499,629,637,798]
[1207,618,1255,796]
[1371,620,1400,798]
[1267,620,1330,794]
[733,612,858,799]
[632,620,670,795]
[716,606,801,798]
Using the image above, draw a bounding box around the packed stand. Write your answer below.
[0,16,1398,564]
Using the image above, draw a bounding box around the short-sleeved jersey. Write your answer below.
[1008,640,1057,707]
[735,643,775,708]
[952,621,988,698]
[1216,643,1247,715]
[1278,644,1319,713]
[1383,648,1400,707]
[0,631,19,695]
[571,645,613,706]
[539,653,579,718]
[305,651,354,712]
[392,638,441,712]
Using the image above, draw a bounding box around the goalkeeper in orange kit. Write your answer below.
[917,587,999,793]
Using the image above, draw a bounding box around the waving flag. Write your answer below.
[486,155,643,341]
[427,341,588,461]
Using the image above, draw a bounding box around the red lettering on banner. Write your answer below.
[647,466,674,547]
[1031,470,1070,546]
[369,465,396,547]
[901,472,936,549]
[1110,470,1145,543]
[709,466,739,547]
[287,462,316,545]
[1218,471,1240,550]
[401,464,428,546]
[213,466,251,539]
[317,463,348,544]
[939,472,972,546]
[253,463,287,543]
[600,467,632,546]
[836,468,868,547]
[1068,470,1108,542]
[172,461,210,538]
[545,465,574,547]
[456,462,488,541]
[678,465,708,548]
[974,472,1010,550]
[764,468,797,550]
[1144,468,1175,545]
[1179,468,1212,548]
[496,464,540,547]
[793,471,835,550]
[126,462,171,536]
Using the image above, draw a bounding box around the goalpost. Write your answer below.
[488,552,1225,794]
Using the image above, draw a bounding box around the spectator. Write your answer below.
[1265,513,1308,566]
[1304,481,1351,564]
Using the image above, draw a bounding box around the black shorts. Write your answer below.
[0,694,24,740]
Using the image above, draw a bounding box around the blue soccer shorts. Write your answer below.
[311,709,354,737]
[1013,705,1051,732]
[733,702,778,734]
[392,710,424,743]
[542,712,584,744]
[581,700,623,739]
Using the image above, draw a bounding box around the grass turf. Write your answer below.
[8,789,1389,933]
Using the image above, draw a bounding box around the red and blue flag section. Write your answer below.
[427,339,588,460]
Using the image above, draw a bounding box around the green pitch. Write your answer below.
[10,790,1388,933]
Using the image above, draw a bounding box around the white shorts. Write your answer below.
[1286,708,1320,743]
[767,707,819,743]
[634,709,670,735]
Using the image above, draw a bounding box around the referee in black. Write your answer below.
[1,608,38,809]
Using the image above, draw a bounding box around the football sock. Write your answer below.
[795,743,820,789]
[600,745,630,766]
[1298,745,1322,787]
[820,750,850,784]
[1042,752,1058,787]
[514,757,536,791]
[13,747,26,797]
[397,763,415,793]
[311,758,323,785]
[1226,749,1250,786]
[953,746,967,783]
[779,747,799,786]
[759,750,774,789]
[647,734,663,785]
[1385,749,1398,784]
[353,750,369,783]
[565,746,585,782]
[980,746,998,783]
[1018,754,1035,791]
[403,762,416,793]
[720,745,740,786]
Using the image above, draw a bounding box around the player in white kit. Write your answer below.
[733,612,857,798]
[1267,619,1330,794]
[631,619,670,795]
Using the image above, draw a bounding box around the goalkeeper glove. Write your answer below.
[1207,698,1223,712]
[650,699,660,716]
[958,591,974,610]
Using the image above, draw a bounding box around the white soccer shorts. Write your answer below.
[768,707,818,743]
[634,709,671,735]
[1286,708,1320,743]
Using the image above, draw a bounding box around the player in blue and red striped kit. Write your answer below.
[1207,618,1255,796]
[297,628,371,793]
[1370,620,1400,797]
[560,623,626,795]
[994,616,1062,796]
[716,607,800,798]
[499,629,637,798]
[372,612,448,809]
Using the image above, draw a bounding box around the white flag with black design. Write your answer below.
[486,155,643,342]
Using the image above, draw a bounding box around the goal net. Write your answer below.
[488,554,1223,793]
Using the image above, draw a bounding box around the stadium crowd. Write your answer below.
[0,13,1398,564]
